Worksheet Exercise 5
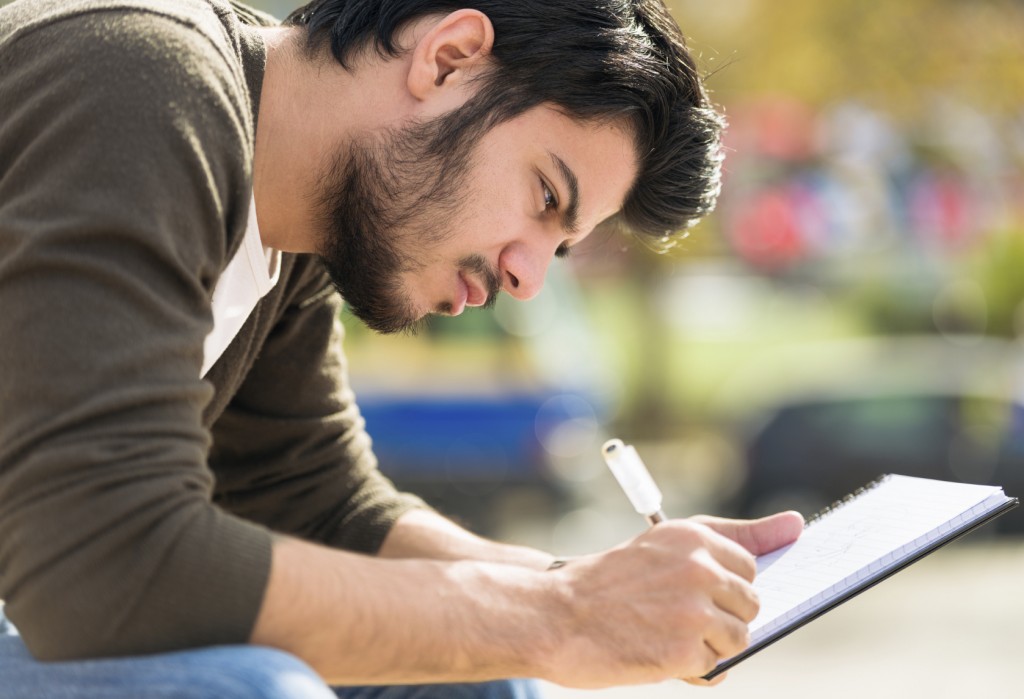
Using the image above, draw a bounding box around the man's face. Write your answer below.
[316,104,638,334]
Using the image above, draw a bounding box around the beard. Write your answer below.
[315,109,502,335]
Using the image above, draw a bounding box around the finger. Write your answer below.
[703,606,752,661]
[711,569,760,623]
[698,528,757,582]
[679,641,725,685]
[684,670,728,687]
[687,639,722,681]
[693,511,805,556]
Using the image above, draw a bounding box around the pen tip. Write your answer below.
[602,438,624,454]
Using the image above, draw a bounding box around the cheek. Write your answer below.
[432,153,526,253]
[449,203,506,252]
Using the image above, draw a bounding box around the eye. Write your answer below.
[555,242,572,259]
[541,179,558,212]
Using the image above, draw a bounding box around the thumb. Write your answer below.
[691,511,805,556]
[684,671,728,687]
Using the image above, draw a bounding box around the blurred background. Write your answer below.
[252,2,1024,694]
[249,0,1024,538]
[247,1,1024,693]
[8,0,1017,694]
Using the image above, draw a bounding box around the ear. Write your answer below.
[406,9,494,101]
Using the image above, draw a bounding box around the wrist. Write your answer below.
[452,560,574,682]
[528,565,575,683]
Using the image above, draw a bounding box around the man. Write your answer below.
[0,0,803,696]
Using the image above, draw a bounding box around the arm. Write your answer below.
[215,250,804,683]
[205,270,429,554]
[0,8,271,660]
[251,512,804,687]
[221,270,805,684]
[378,508,555,569]
[205,256,557,569]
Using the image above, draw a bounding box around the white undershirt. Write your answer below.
[201,195,281,377]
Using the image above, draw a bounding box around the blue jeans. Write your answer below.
[0,610,542,699]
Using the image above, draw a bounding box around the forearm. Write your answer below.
[378,508,556,570]
[250,535,563,684]
[250,514,805,689]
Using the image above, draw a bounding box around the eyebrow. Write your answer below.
[549,152,580,235]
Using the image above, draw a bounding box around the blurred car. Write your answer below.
[716,337,1024,533]
[359,390,600,534]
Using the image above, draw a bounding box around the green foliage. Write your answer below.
[671,0,1024,118]
[971,231,1024,337]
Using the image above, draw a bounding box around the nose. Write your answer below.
[499,242,554,301]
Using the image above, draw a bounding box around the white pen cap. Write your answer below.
[601,438,663,517]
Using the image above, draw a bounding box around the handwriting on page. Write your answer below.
[749,476,1002,638]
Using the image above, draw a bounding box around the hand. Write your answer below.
[542,519,754,688]
[677,511,804,686]
[690,511,805,557]
[541,511,804,688]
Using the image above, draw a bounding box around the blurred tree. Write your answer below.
[971,230,1024,338]
[671,0,1024,118]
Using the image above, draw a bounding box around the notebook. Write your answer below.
[704,474,1018,680]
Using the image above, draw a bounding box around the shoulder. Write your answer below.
[0,1,271,303]
[1,0,240,48]
[0,0,260,125]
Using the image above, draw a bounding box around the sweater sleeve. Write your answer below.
[208,261,428,554]
[0,9,272,660]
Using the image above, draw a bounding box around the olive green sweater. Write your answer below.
[0,0,422,661]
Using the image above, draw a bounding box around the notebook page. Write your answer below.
[748,475,1005,642]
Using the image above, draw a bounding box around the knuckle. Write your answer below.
[672,520,706,545]
[675,600,713,630]
[671,639,708,675]
[696,606,718,633]
[712,620,744,657]
[727,623,751,656]
[746,589,761,621]
[739,555,757,581]
[730,579,759,623]
[684,553,719,585]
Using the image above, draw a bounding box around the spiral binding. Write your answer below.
[804,474,891,527]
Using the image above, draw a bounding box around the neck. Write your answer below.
[250,26,417,253]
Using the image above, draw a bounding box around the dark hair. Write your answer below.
[287,0,725,251]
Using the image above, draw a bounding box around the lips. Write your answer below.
[449,269,492,316]
[451,274,470,316]
[462,273,488,307]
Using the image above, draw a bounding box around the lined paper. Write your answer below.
[704,474,1017,680]
[747,475,1010,644]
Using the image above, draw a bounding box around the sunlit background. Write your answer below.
[254,0,1024,533]
[262,0,1024,695]
[8,0,1021,695]
[247,2,1024,695]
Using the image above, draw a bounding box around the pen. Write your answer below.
[601,438,667,526]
